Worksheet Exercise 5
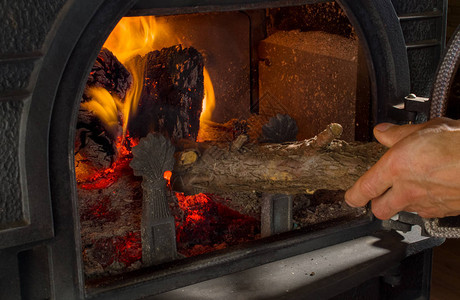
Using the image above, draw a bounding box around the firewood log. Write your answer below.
[128,45,204,141]
[76,48,132,169]
[84,48,133,102]
[171,124,386,195]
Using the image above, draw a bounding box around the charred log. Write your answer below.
[76,48,132,168]
[76,45,204,169]
[75,110,119,170]
[128,45,204,141]
[83,48,133,102]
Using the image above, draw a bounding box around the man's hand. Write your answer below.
[345,117,460,220]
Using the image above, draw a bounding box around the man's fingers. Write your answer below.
[370,183,428,220]
[370,188,405,220]
[373,123,424,148]
[345,155,394,208]
[373,117,455,148]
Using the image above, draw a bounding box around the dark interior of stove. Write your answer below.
[0,0,447,299]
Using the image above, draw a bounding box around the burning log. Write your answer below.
[76,45,204,173]
[75,111,118,170]
[128,45,204,141]
[83,48,133,101]
[172,124,387,195]
[76,48,133,170]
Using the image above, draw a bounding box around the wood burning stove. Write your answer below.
[0,0,448,299]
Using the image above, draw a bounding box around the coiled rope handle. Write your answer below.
[424,25,460,238]
[430,25,460,119]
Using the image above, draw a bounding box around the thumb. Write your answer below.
[373,123,424,147]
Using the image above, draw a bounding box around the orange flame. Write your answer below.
[200,67,215,123]
[103,16,161,64]
[84,16,216,140]
[103,16,164,137]
[163,170,172,183]
[81,87,122,131]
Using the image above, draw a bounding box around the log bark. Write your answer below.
[128,45,204,141]
[75,109,119,170]
[84,47,133,102]
[76,45,204,172]
[171,137,386,195]
[76,48,130,168]
[197,114,275,143]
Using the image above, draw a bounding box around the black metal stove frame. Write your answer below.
[0,0,447,299]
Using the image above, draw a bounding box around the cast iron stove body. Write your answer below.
[0,0,448,299]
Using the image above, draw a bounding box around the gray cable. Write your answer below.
[430,25,460,119]
[424,26,460,237]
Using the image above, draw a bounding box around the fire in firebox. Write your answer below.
[75,3,374,280]
[75,14,256,278]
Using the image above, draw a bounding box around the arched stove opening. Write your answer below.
[59,1,410,295]
[74,3,376,281]
[4,0,444,299]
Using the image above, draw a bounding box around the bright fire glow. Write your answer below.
[78,136,139,189]
[163,170,172,186]
[200,67,215,123]
[103,16,164,137]
[121,56,145,137]
[81,87,121,131]
[77,17,225,269]
[89,16,215,138]
[103,17,159,64]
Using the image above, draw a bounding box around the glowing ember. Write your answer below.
[163,170,172,184]
[91,231,142,268]
[117,231,142,265]
[79,136,138,190]
[77,16,231,278]
[174,193,260,257]
[80,196,120,223]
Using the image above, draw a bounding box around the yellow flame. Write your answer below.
[200,67,215,122]
[103,16,158,65]
[81,87,121,129]
[103,17,163,136]
[121,57,145,136]
[84,16,216,139]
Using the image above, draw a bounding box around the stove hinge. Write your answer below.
[389,94,430,124]
[381,212,430,236]
[382,212,460,239]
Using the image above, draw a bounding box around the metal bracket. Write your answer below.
[383,212,460,238]
[390,94,430,123]
[381,212,429,236]
[130,134,178,266]
[261,194,293,238]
